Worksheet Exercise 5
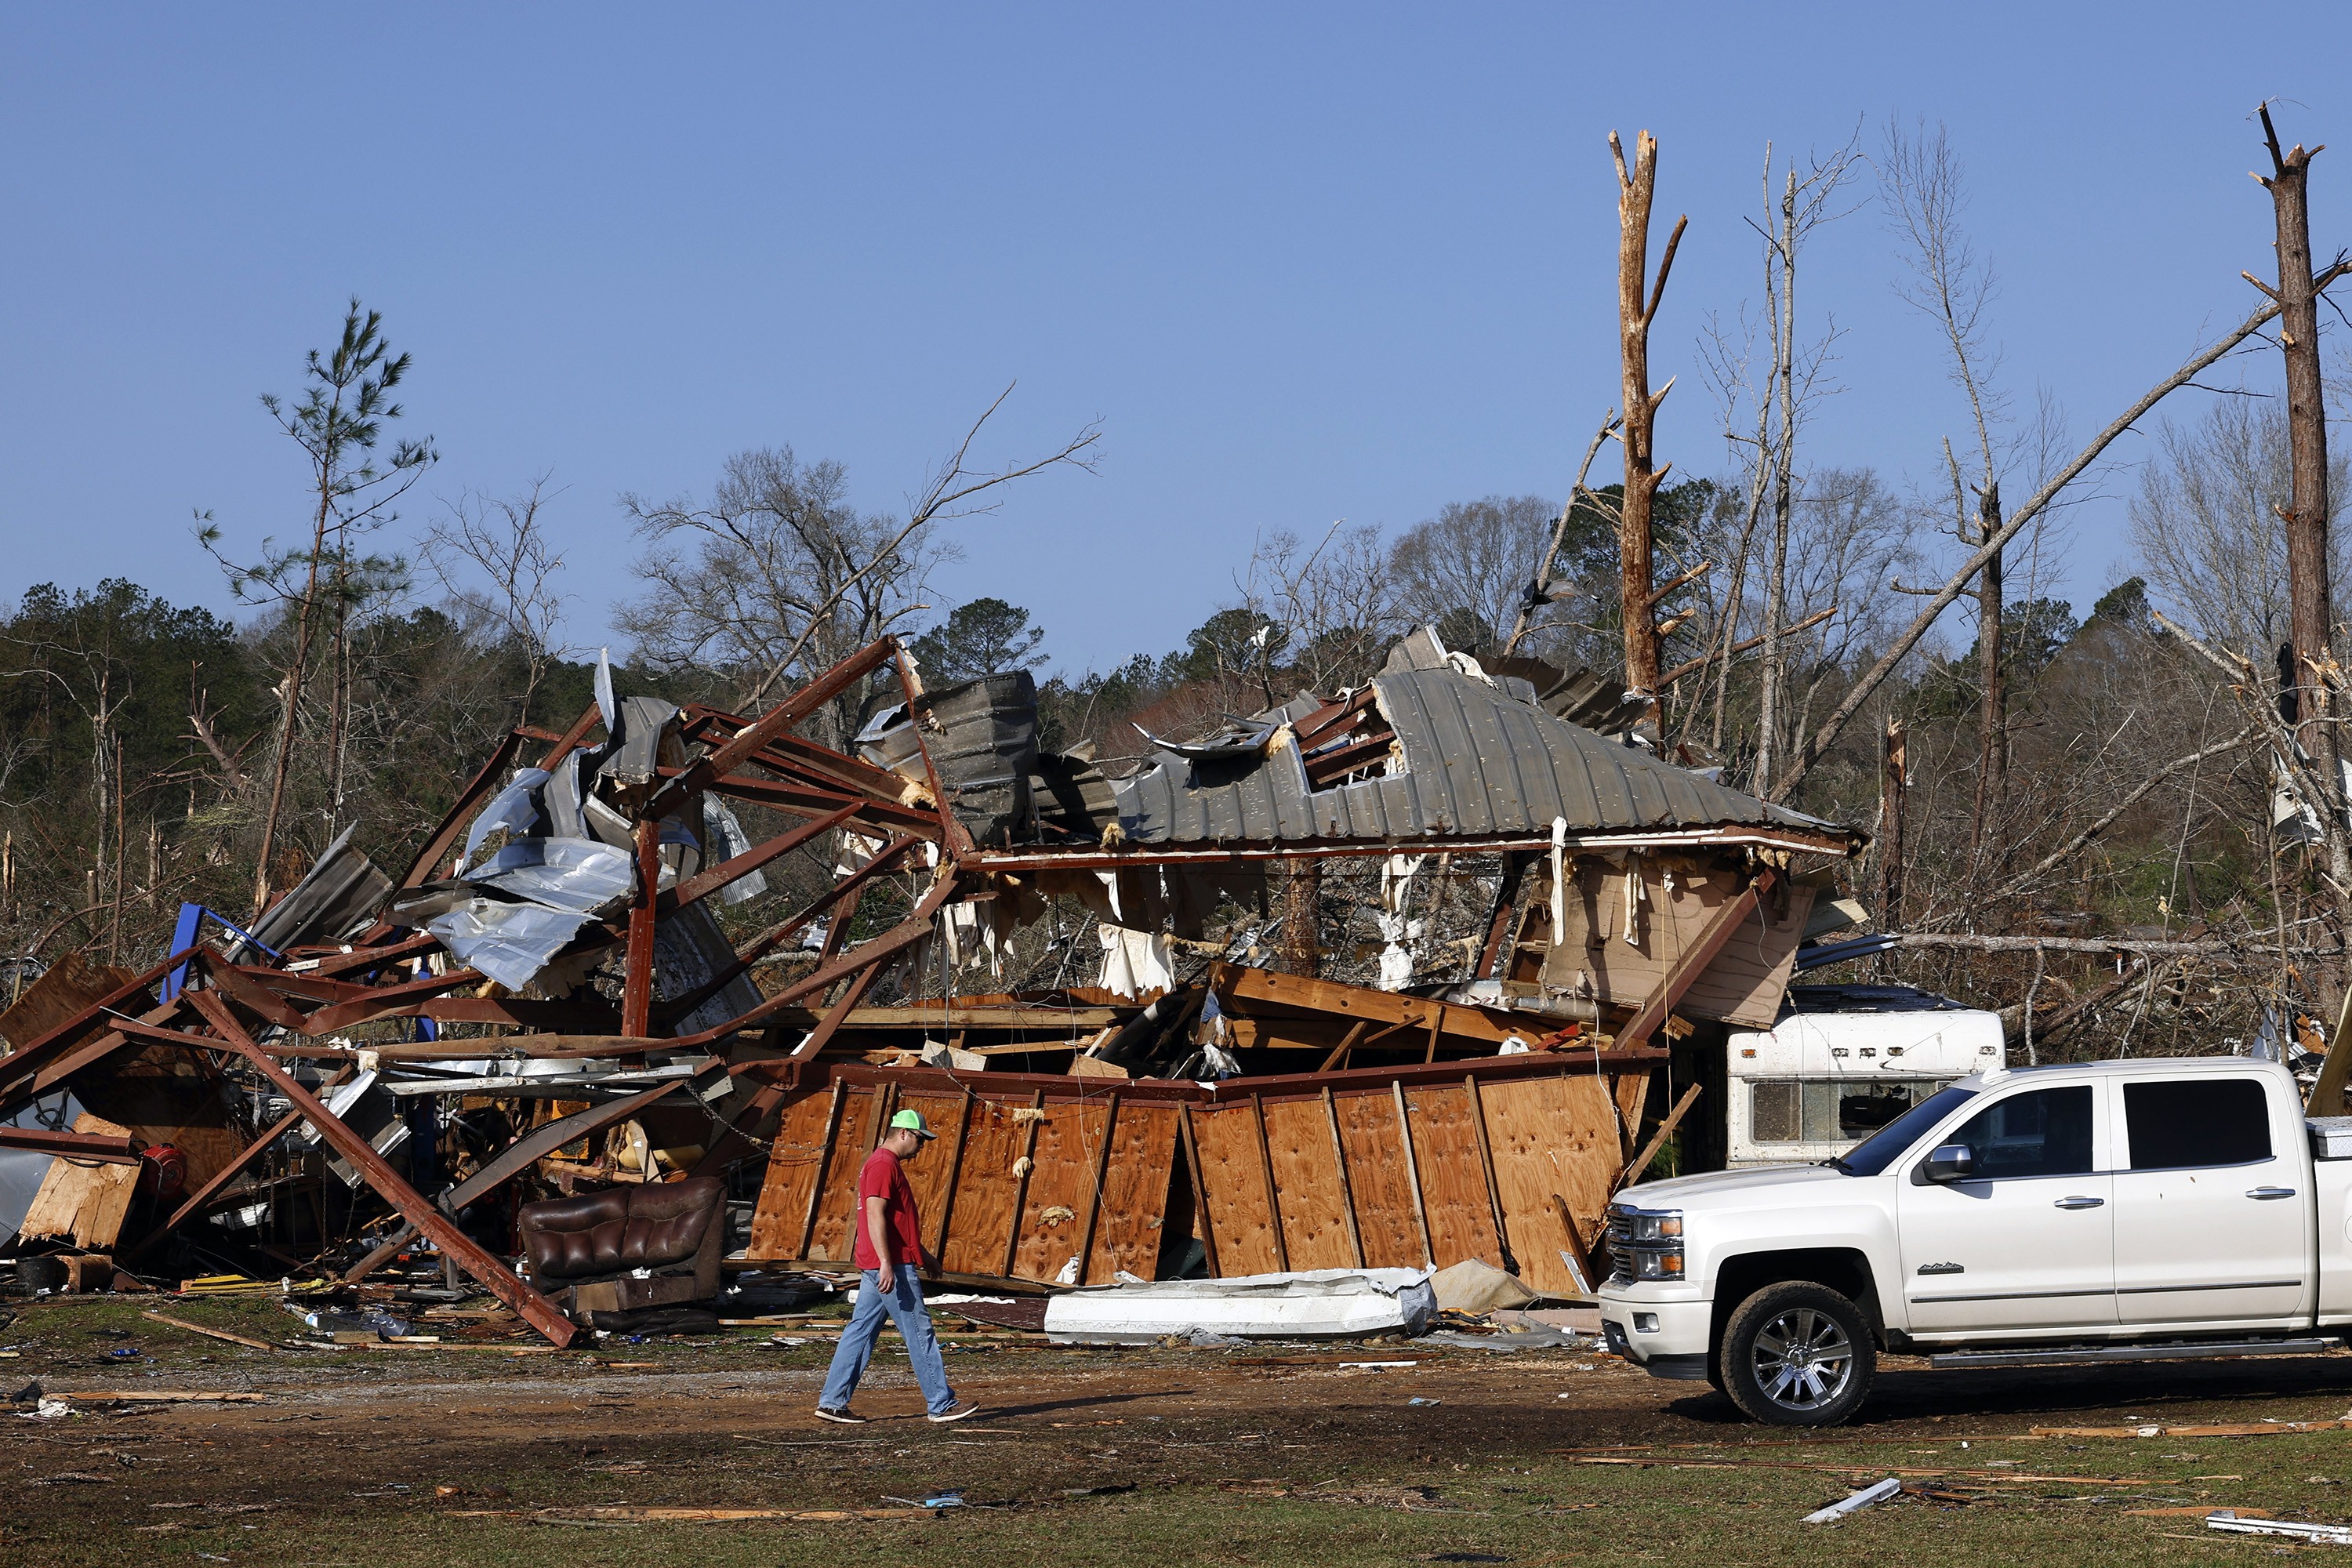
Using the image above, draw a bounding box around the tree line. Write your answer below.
[5,110,2349,1066]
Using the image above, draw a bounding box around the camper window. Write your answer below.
[1750,1078,1951,1145]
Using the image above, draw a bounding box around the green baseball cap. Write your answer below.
[890,1109,938,1140]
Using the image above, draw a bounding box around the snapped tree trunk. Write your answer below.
[2262,111,2341,787]
[1610,129,1686,717]
[1279,859,1321,979]
[1969,480,2005,863]
[2258,103,2349,992]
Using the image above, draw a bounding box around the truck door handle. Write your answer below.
[2053,1196,2105,1210]
[2246,1187,2297,1200]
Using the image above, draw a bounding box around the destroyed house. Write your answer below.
[0,627,1862,1336]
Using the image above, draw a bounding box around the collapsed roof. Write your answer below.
[949,629,1860,868]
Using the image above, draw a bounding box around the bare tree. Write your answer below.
[621,387,1098,738]
[1880,120,2021,858]
[1734,136,1860,792]
[423,475,574,726]
[2130,397,2352,653]
[1392,495,1561,657]
[1778,293,2303,800]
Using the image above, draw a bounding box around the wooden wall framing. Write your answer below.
[746,1049,1659,1295]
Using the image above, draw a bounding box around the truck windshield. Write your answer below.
[1832,1084,1977,1175]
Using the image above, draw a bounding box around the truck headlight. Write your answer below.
[1606,1204,1686,1284]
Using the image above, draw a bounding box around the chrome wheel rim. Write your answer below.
[1750,1307,1853,1410]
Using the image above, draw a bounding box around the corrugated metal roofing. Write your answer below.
[1108,666,1847,848]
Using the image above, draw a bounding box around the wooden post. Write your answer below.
[186,991,577,1348]
[1073,1093,1120,1284]
[1548,1191,1599,1298]
[622,816,660,1037]
[1248,1094,1288,1272]
[1321,1087,1364,1269]
[1178,1102,1220,1277]
[1392,1081,1434,1269]
[1316,1019,1370,1075]
[1619,1080,1704,1186]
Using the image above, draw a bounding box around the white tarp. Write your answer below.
[1044,1268,1436,1344]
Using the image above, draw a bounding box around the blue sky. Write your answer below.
[3,5,2347,676]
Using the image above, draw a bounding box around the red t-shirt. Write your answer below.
[852,1148,924,1272]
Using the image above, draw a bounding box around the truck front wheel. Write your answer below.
[1720,1280,1875,1427]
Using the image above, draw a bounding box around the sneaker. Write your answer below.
[926,1401,982,1424]
[813,1406,867,1425]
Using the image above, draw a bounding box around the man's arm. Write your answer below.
[866,1194,895,1288]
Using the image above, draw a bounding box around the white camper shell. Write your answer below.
[1724,985,2004,1167]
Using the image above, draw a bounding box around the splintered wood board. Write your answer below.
[1330,1089,1424,1269]
[1478,1072,1621,1297]
[1258,1098,1355,1270]
[1010,1099,1112,1283]
[936,1098,1028,1276]
[20,1112,140,1248]
[1087,1102,1179,1283]
[746,1088,838,1259]
[1401,1084,1503,1270]
[1189,1102,1282,1276]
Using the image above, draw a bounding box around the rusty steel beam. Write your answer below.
[398,728,526,890]
[655,833,922,1027]
[0,1126,140,1163]
[0,948,189,1106]
[185,988,578,1348]
[664,870,957,1049]
[662,801,858,914]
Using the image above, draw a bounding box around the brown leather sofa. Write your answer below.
[517,1177,726,1327]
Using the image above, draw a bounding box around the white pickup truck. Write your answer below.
[1596,1057,2352,1425]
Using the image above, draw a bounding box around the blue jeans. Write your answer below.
[819,1269,956,1415]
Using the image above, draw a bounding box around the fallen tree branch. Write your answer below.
[1892,931,2323,958]
[1778,292,2299,798]
[1987,725,2256,902]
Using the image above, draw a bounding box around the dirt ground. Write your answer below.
[9,1292,2352,1565]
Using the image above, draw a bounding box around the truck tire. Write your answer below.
[1720,1280,1875,1427]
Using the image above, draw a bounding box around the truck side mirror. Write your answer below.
[1922,1143,1975,1183]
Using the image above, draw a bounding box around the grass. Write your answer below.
[7,1291,2352,1564]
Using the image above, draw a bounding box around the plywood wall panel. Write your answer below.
[1331,1091,1425,1269]
[891,1090,970,1240]
[938,1098,1030,1276]
[1088,1103,1180,1283]
[746,1087,840,1260]
[1259,1098,1354,1270]
[804,1086,886,1262]
[1479,1072,1622,1297]
[1189,1103,1282,1276]
[1011,1101,1113,1283]
[1403,1085,1502,1269]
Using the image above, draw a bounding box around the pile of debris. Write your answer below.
[0,627,1863,1342]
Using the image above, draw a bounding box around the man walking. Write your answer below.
[815,1108,980,1424]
